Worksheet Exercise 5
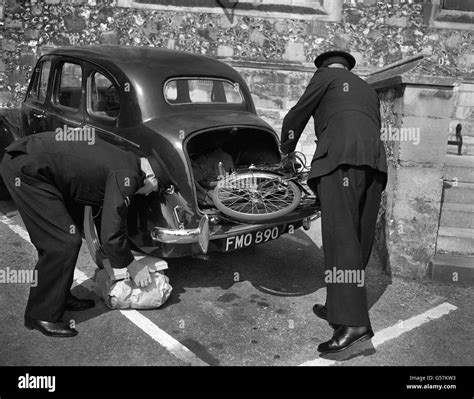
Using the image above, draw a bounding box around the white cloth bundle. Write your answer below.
[94,255,172,310]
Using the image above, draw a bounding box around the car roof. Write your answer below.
[47,45,252,121]
[48,45,241,80]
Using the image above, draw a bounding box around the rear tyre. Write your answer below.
[84,206,105,268]
[0,177,11,200]
[0,156,11,200]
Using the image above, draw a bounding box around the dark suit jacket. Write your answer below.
[5,132,145,269]
[280,67,387,182]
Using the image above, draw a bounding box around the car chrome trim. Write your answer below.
[150,215,312,244]
[173,205,185,229]
[151,214,210,254]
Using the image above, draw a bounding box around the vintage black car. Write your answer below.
[11,45,319,264]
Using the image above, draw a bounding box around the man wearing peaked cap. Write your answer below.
[314,50,356,70]
[2,132,160,337]
[280,50,387,354]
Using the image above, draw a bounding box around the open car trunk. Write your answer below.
[186,127,281,209]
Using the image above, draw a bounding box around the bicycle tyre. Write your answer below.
[212,171,301,222]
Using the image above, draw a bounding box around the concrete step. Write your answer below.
[436,226,474,255]
[443,154,474,183]
[440,202,474,229]
[443,182,474,204]
[428,254,474,285]
[444,153,474,168]
[447,146,472,156]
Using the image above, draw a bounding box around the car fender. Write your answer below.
[0,110,21,199]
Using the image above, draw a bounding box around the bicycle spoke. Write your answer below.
[234,201,252,212]
[219,189,250,200]
[213,172,301,221]
[263,192,295,204]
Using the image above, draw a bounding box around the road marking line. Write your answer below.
[73,268,208,366]
[120,310,208,366]
[299,302,458,366]
[0,215,31,242]
[0,215,209,366]
[372,302,457,347]
[72,268,96,292]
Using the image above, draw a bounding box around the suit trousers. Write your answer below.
[2,153,82,322]
[311,164,386,327]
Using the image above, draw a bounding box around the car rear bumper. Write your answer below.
[149,205,320,256]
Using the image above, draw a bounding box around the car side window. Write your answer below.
[27,60,51,103]
[55,62,82,110]
[87,71,120,119]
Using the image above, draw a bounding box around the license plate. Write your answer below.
[223,226,282,252]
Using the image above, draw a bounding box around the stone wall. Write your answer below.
[0,0,472,110]
[368,68,458,278]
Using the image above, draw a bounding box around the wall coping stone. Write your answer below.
[367,54,459,90]
[369,74,458,91]
[222,58,374,77]
[116,0,344,22]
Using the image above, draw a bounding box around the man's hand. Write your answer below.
[281,152,296,171]
[127,259,152,287]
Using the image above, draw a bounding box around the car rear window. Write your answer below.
[164,78,244,105]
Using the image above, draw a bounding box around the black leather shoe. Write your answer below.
[312,304,339,329]
[318,325,374,354]
[65,295,95,312]
[24,317,78,338]
[312,304,328,320]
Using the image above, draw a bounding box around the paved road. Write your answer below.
[0,198,473,367]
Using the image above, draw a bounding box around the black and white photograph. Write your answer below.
[0,0,473,394]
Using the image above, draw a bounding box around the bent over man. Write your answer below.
[280,51,387,354]
[2,132,160,337]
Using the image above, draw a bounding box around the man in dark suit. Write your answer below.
[280,50,387,354]
[2,132,160,337]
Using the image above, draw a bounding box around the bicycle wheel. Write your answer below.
[212,171,301,222]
